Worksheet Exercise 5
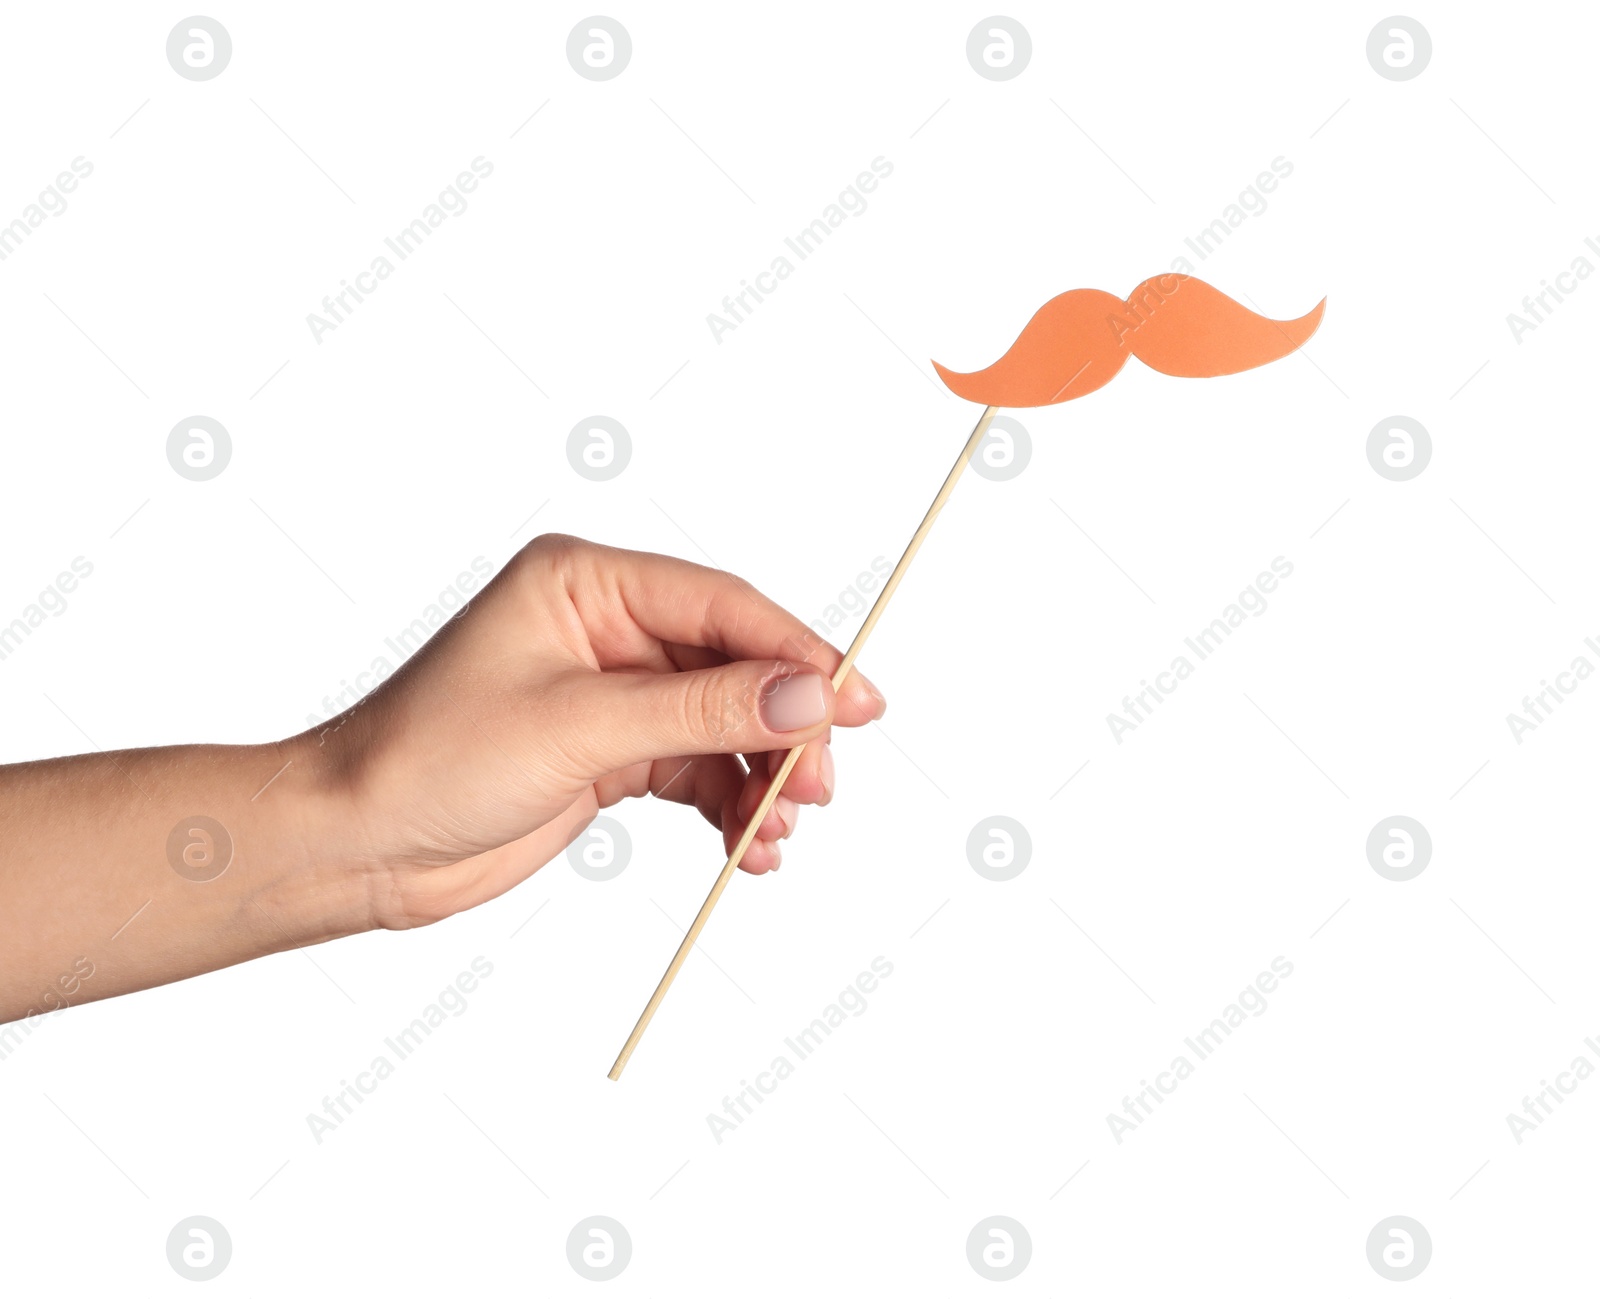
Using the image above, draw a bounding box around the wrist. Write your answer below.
[243,733,375,945]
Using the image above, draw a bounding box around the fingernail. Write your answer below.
[820,743,835,801]
[775,795,798,838]
[762,672,827,732]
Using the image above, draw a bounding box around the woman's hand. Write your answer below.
[0,535,885,1023]
[305,534,886,928]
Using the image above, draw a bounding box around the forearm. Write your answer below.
[0,735,369,1023]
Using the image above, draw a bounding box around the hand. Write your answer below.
[0,534,886,1023]
[313,535,887,929]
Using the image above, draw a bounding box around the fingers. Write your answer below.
[737,769,801,839]
[724,797,783,875]
[761,735,834,805]
[654,754,794,866]
[594,742,843,879]
[597,754,785,875]
[534,535,886,725]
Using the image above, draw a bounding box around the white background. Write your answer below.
[1,1,1595,1292]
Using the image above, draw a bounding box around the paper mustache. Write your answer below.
[610,272,1327,1080]
[932,274,1326,407]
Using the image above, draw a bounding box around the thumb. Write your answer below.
[564,661,835,773]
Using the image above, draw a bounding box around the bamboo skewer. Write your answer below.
[608,404,1000,1079]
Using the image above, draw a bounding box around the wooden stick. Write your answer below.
[608,404,1001,1079]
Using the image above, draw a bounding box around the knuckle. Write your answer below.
[508,533,587,587]
[523,532,585,562]
[679,672,720,747]
[689,670,753,749]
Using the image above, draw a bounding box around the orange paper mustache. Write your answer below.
[932,275,1326,407]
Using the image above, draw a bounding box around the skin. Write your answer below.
[0,535,886,1025]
